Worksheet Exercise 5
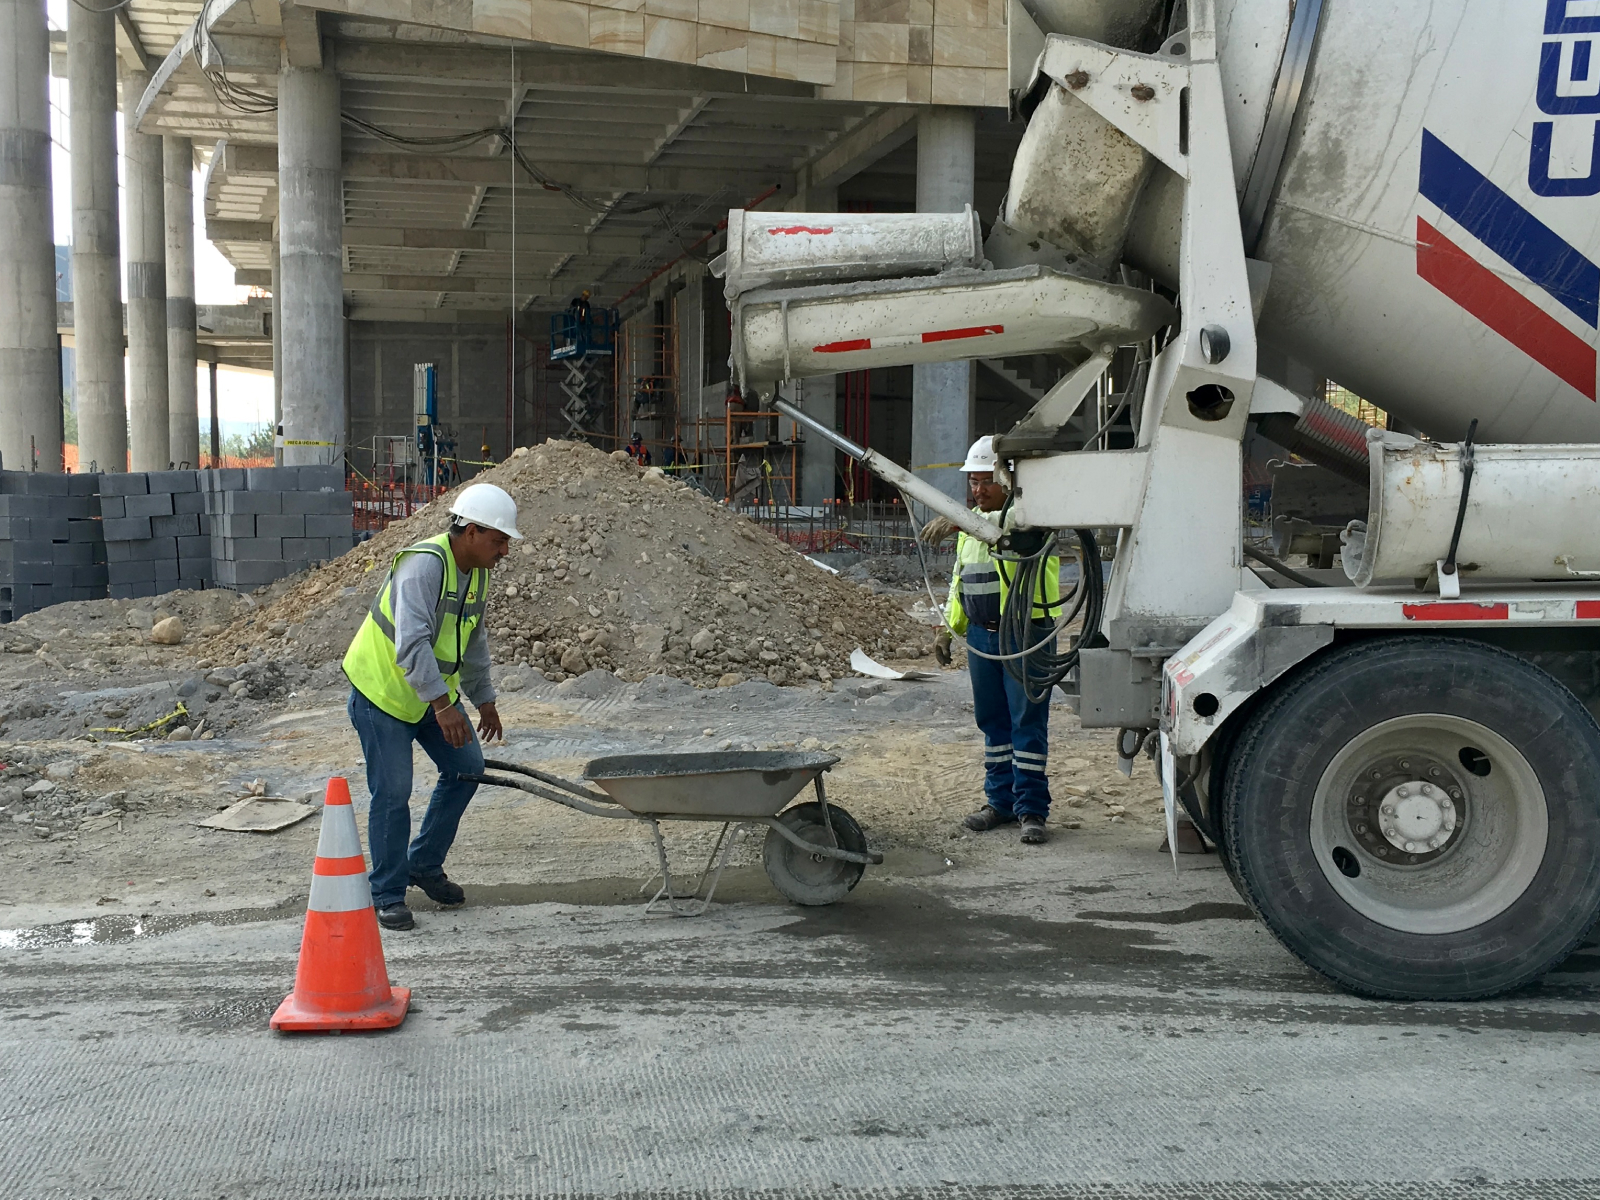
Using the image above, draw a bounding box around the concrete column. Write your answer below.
[277,65,345,467]
[911,107,976,501]
[123,69,168,471]
[0,0,63,473]
[793,184,837,506]
[68,0,125,473]
[270,241,282,464]
[164,136,199,468]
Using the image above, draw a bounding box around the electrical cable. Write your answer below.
[1242,543,1329,588]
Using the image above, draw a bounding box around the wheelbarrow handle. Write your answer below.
[482,758,613,805]
[461,771,635,820]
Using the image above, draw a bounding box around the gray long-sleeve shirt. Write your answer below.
[390,550,496,708]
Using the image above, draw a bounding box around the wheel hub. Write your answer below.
[1378,781,1457,853]
[1345,753,1465,866]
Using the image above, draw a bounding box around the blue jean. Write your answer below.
[965,623,1053,819]
[347,688,484,907]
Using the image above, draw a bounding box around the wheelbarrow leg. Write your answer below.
[644,821,751,917]
[813,775,841,850]
[643,820,680,915]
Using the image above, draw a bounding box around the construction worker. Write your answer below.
[342,482,522,929]
[934,436,1061,845]
[627,431,652,466]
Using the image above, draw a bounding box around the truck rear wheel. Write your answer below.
[1221,636,1600,999]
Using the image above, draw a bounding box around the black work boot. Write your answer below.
[1020,814,1049,845]
[376,902,415,931]
[964,805,1017,832]
[410,873,466,907]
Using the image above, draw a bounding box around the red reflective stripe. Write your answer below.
[1578,601,1600,619]
[814,338,872,353]
[313,854,368,876]
[921,324,1004,343]
[1401,602,1510,621]
[1417,219,1597,401]
[767,225,835,235]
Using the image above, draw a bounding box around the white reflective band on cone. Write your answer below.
[315,808,364,859]
[309,871,373,913]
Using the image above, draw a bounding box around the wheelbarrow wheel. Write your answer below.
[763,801,868,906]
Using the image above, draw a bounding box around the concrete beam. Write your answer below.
[218,143,788,194]
[330,41,814,100]
[801,107,920,194]
[207,219,645,256]
[279,5,323,70]
[235,270,565,295]
[113,6,152,73]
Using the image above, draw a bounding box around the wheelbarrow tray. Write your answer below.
[583,751,839,818]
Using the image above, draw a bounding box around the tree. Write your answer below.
[222,423,274,461]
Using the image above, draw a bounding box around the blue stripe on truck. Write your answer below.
[1419,129,1599,328]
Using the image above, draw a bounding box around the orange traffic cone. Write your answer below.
[270,777,410,1032]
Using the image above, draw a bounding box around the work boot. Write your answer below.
[963,805,1017,832]
[376,902,415,931]
[1020,814,1049,845]
[410,873,466,907]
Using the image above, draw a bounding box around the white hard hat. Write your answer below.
[449,482,523,539]
[960,436,997,473]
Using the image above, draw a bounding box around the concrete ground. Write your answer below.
[2,669,1598,1200]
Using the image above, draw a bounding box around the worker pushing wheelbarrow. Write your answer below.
[462,751,881,915]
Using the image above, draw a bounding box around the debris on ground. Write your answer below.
[202,440,939,688]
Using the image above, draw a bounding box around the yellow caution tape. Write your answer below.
[279,439,339,447]
[90,701,190,739]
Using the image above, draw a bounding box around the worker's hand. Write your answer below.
[921,515,958,546]
[934,629,954,667]
[476,701,504,744]
[432,699,472,749]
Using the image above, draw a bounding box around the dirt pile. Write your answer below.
[202,439,938,688]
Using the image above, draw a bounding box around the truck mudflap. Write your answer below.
[1160,584,1600,756]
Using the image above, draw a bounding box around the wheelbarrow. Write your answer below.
[462,752,882,915]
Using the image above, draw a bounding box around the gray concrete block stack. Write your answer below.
[204,465,353,591]
[0,471,108,622]
[99,470,212,599]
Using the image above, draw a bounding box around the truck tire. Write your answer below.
[1221,636,1600,1000]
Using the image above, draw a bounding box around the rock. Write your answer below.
[766,666,789,685]
[44,761,78,781]
[634,625,665,656]
[228,680,249,698]
[205,668,239,686]
[800,736,823,751]
[831,619,847,635]
[126,609,155,631]
[499,673,526,693]
[22,780,56,797]
[689,628,716,653]
[167,725,194,742]
[267,621,288,638]
[559,647,588,674]
[716,673,745,688]
[150,617,185,645]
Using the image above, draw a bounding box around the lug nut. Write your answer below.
[1382,805,1396,816]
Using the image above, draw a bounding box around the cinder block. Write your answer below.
[102,516,153,541]
[19,474,69,496]
[178,558,212,580]
[0,539,58,563]
[53,542,94,566]
[305,513,354,540]
[32,517,70,542]
[105,541,136,563]
[73,564,109,587]
[153,558,179,583]
[246,466,297,491]
[125,492,174,518]
[257,513,306,538]
[151,513,201,539]
[295,465,345,491]
[172,491,207,515]
[214,513,255,539]
[146,470,199,493]
[55,496,94,520]
[210,467,247,491]
[108,560,157,584]
[68,473,100,497]
[281,490,353,515]
[231,537,282,560]
[98,495,126,520]
[98,473,150,496]
[223,490,282,515]
[177,535,210,558]
[110,581,159,600]
[226,560,286,588]
[0,494,49,518]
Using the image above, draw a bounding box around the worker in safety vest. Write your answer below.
[934,436,1061,845]
[342,482,522,930]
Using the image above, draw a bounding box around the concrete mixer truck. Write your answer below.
[713,0,1600,1000]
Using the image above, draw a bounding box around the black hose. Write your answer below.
[1242,543,1329,589]
[996,528,1105,705]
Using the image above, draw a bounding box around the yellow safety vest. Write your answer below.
[944,510,1061,637]
[342,532,490,722]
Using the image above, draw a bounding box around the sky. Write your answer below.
[47,0,276,433]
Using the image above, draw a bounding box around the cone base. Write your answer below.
[270,986,411,1033]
